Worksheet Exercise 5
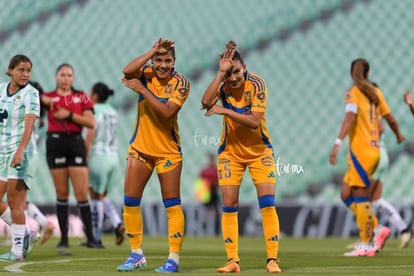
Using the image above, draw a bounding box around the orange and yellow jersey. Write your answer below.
[216,71,273,160]
[345,85,390,154]
[129,64,190,157]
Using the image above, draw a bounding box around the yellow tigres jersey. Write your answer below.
[345,85,390,153]
[216,71,273,159]
[129,64,190,157]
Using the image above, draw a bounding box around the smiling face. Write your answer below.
[55,65,74,91]
[224,60,246,89]
[151,52,175,80]
[8,61,32,88]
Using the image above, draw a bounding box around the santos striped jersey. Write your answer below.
[90,103,117,155]
[216,71,273,159]
[129,64,190,157]
[0,82,40,155]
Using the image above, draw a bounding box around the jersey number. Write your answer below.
[0,109,8,124]
[218,164,231,180]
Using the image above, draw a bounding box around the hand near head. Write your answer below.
[403,89,413,106]
[219,48,235,74]
[153,37,175,55]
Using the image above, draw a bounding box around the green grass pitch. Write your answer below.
[0,235,412,275]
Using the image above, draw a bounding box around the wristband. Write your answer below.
[335,138,342,145]
[67,112,73,121]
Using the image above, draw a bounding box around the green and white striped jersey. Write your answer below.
[91,103,117,155]
[0,82,40,155]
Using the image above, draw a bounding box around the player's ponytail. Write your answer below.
[225,40,244,65]
[92,82,114,103]
[351,59,379,105]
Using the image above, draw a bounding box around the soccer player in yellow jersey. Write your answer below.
[116,38,190,273]
[202,41,281,273]
[330,59,404,256]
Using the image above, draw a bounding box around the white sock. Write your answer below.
[372,198,408,232]
[91,200,104,242]
[11,224,26,257]
[103,197,122,228]
[168,252,180,264]
[27,202,49,229]
[132,248,144,255]
[0,207,12,226]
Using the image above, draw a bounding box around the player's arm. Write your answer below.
[121,78,182,120]
[382,113,404,144]
[85,127,96,158]
[11,114,36,167]
[204,105,263,129]
[123,38,175,79]
[403,89,414,116]
[201,48,235,109]
[52,108,95,129]
[329,111,356,165]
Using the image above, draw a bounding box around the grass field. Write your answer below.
[0,235,412,275]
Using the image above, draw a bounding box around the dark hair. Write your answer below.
[28,81,45,118]
[91,82,114,103]
[55,63,80,93]
[226,41,244,65]
[350,58,379,105]
[6,54,32,76]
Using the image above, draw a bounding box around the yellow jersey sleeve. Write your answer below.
[168,73,190,107]
[251,77,267,113]
[376,89,391,116]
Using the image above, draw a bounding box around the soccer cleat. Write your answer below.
[0,251,24,261]
[343,243,376,257]
[25,230,37,257]
[217,259,240,273]
[154,259,179,273]
[40,222,55,245]
[373,226,391,251]
[266,259,282,273]
[56,240,69,248]
[399,230,412,249]
[117,252,147,272]
[115,223,125,246]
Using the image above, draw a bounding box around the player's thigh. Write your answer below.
[217,154,245,186]
[124,156,153,198]
[68,166,89,201]
[158,161,182,200]
[89,155,110,195]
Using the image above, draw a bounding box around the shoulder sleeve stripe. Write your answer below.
[249,74,266,92]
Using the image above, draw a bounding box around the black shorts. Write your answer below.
[46,132,87,169]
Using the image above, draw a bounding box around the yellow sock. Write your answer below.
[166,205,185,253]
[222,211,239,262]
[261,206,280,259]
[356,201,375,243]
[123,206,142,250]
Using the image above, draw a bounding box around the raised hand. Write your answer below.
[403,89,413,106]
[153,37,175,55]
[219,48,235,74]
